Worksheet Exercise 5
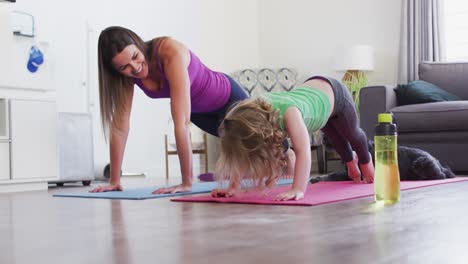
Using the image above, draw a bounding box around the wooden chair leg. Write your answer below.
[203,133,208,173]
[323,149,328,173]
[316,144,326,174]
[165,134,169,180]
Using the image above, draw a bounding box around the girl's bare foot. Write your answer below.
[346,151,361,183]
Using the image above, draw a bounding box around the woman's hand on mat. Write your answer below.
[274,188,304,201]
[89,184,123,193]
[152,184,192,194]
[211,188,238,198]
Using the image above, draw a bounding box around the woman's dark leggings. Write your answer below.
[190,75,248,137]
[306,76,370,164]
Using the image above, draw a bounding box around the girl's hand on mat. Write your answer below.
[211,188,238,198]
[89,184,123,193]
[274,188,304,201]
[152,184,192,194]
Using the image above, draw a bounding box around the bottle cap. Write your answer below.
[378,113,392,123]
[375,113,397,136]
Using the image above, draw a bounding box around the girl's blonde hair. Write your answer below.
[97,26,168,140]
[215,98,287,189]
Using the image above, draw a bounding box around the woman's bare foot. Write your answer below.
[346,151,361,183]
[360,152,374,183]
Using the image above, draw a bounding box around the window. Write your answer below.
[444,0,468,61]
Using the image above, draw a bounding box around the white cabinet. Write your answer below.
[0,98,9,181]
[0,98,7,139]
[0,142,9,181]
[9,99,57,180]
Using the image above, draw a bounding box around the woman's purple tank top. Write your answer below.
[134,50,230,113]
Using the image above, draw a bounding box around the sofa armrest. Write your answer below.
[359,85,398,138]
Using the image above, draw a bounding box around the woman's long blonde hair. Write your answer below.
[97,26,167,140]
[216,98,287,189]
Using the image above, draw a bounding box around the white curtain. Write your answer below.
[398,0,446,83]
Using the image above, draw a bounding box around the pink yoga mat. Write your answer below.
[171,177,468,206]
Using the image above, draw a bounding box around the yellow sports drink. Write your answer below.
[374,113,400,204]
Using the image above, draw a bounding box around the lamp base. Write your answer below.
[342,70,365,83]
[341,70,369,112]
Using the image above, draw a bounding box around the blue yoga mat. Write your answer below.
[53,178,294,200]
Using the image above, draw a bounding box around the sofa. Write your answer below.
[359,62,468,173]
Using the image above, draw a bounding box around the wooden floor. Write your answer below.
[1,176,468,264]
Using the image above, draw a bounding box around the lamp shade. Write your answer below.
[335,45,374,72]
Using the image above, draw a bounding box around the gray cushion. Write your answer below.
[391,101,468,133]
[419,62,468,99]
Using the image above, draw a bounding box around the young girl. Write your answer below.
[90,26,248,194]
[212,76,374,201]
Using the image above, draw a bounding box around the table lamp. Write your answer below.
[335,45,374,110]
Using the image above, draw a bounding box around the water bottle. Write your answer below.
[374,113,400,204]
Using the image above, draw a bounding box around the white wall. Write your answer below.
[1,0,402,181]
[257,0,402,85]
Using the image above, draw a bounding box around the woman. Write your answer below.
[90,26,248,194]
